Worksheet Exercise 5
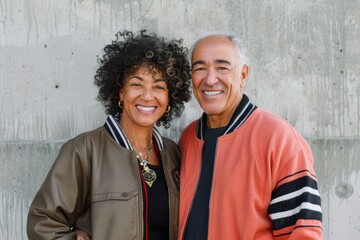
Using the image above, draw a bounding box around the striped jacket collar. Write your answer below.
[196,94,257,139]
[104,115,164,151]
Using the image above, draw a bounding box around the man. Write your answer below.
[178,34,323,239]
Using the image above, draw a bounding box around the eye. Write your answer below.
[127,77,143,88]
[130,82,142,88]
[154,85,165,90]
[153,83,168,91]
[217,66,230,74]
[193,67,207,72]
[192,67,207,77]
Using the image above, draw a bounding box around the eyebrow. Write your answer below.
[192,60,205,68]
[129,76,142,80]
[128,76,166,83]
[215,59,231,65]
[154,78,167,83]
[192,59,232,68]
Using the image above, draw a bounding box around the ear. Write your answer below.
[240,65,248,88]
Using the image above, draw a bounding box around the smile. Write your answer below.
[136,105,156,112]
[203,90,222,96]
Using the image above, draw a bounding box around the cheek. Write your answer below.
[227,73,241,88]
[157,92,169,106]
[191,77,203,91]
[227,70,238,81]
[162,97,169,106]
[122,91,136,102]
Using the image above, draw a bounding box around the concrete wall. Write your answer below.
[0,0,359,239]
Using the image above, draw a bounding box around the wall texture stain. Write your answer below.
[0,0,359,239]
[0,142,63,239]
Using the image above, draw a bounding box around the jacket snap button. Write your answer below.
[121,192,128,197]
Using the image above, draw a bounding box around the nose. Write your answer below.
[141,87,154,100]
[203,68,218,87]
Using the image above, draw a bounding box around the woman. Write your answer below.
[27,30,191,240]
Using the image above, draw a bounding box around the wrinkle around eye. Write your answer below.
[217,68,231,74]
[153,85,167,91]
[130,83,142,88]
[192,67,207,73]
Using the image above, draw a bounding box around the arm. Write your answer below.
[27,140,90,240]
[269,132,323,239]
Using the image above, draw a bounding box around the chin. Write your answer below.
[203,108,223,116]
[135,120,157,128]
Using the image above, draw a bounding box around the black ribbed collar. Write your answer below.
[196,94,257,139]
[104,115,164,151]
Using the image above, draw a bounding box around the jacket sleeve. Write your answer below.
[27,139,91,240]
[268,130,323,239]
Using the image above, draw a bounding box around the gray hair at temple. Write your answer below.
[190,34,250,68]
[225,35,250,67]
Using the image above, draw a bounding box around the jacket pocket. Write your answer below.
[90,190,141,239]
[91,190,138,202]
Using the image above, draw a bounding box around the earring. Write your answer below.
[165,105,171,113]
[118,101,124,109]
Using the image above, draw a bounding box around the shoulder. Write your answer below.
[251,108,292,128]
[61,126,113,155]
[72,126,108,142]
[178,119,200,150]
[248,108,311,151]
[160,136,181,168]
[70,126,110,146]
[249,108,301,137]
[161,136,179,150]
[49,128,109,176]
[180,120,198,139]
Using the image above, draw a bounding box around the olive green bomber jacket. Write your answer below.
[27,126,180,240]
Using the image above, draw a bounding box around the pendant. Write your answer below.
[142,165,157,187]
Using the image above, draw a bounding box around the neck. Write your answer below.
[206,95,242,128]
[206,113,233,128]
[119,118,153,152]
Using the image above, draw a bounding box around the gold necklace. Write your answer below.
[120,123,157,187]
[136,138,157,187]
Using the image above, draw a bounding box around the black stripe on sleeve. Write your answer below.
[268,175,322,230]
[271,176,319,199]
[269,191,321,214]
[272,209,322,230]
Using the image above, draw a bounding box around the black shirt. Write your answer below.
[147,164,169,240]
[184,126,226,240]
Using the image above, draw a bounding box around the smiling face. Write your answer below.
[191,35,248,127]
[119,65,169,129]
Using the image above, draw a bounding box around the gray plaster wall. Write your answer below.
[0,0,359,239]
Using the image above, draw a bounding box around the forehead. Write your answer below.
[132,64,164,77]
[192,35,239,64]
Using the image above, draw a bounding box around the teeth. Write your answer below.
[137,105,156,111]
[204,90,221,96]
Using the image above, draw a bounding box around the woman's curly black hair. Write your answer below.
[94,30,192,128]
